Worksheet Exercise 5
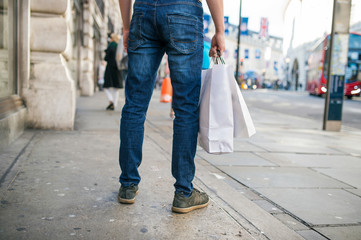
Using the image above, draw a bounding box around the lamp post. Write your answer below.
[285,57,290,90]
[235,0,243,83]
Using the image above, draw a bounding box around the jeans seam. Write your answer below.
[135,1,202,9]
[154,2,162,39]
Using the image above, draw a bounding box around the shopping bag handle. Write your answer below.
[212,50,225,65]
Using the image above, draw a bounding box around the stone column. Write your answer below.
[80,2,95,96]
[23,0,75,130]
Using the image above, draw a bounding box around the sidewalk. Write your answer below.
[0,89,360,240]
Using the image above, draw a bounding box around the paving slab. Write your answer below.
[296,230,329,240]
[314,225,361,240]
[253,142,343,154]
[247,108,320,130]
[255,188,361,225]
[346,188,361,197]
[0,131,36,185]
[335,147,361,155]
[195,163,304,240]
[197,151,276,167]
[273,213,309,231]
[252,200,283,214]
[257,152,361,168]
[233,139,267,152]
[218,166,352,188]
[315,168,361,188]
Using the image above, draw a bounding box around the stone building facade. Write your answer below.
[0,0,122,147]
[205,22,284,87]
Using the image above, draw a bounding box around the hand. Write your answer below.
[123,29,129,53]
[209,31,225,57]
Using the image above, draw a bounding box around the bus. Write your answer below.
[306,33,361,99]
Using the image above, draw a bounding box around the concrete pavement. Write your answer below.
[1,89,361,240]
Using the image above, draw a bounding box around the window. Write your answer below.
[349,34,361,49]
[95,0,104,17]
[0,0,17,98]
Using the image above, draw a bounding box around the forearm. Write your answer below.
[118,0,132,31]
[206,0,224,33]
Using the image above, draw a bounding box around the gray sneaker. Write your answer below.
[118,184,139,204]
[172,188,209,213]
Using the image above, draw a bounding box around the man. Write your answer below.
[118,0,225,213]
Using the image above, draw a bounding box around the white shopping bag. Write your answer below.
[198,59,256,154]
[227,67,256,138]
[198,65,234,154]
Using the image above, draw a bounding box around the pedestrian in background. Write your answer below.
[98,60,106,91]
[117,0,225,213]
[104,33,122,111]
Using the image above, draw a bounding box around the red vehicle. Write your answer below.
[307,33,361,99]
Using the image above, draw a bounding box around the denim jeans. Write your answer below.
[119,0,204,196]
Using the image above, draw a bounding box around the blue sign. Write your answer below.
[245,49,249,59]
[224,16,229,36]
[234,49,238,59]
[204,14,211,34]
[241,17,249,35]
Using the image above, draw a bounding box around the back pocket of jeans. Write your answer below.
[128,12,145,50]
[167,13,198,54]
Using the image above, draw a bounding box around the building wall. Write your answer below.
[22,0,76,130]
[0,0,122,147]
[0,0,29,147]
[206,24,284,86]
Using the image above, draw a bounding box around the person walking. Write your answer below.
[117,0,225,213]
[104,33,123,111]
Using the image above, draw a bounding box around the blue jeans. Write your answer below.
[119,0,204,196]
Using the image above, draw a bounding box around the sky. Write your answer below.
[203,0,285,37]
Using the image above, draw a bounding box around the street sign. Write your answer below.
[224,16,229,36]
[328,75,345,121]
[241,17,248,35]
[259,17,269,39]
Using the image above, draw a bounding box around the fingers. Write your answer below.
[209,47,217,57]
[208,33,226,57]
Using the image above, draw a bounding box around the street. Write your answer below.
[243,90,361,130]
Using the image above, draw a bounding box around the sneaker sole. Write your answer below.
[118,190,138,204]
[171,199,209,214]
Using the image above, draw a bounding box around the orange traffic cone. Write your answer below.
[160,77,172,103]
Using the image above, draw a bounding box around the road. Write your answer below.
[242,89,361,130]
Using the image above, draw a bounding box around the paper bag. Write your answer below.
[198,65,234,153]
[227,67,256,138]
